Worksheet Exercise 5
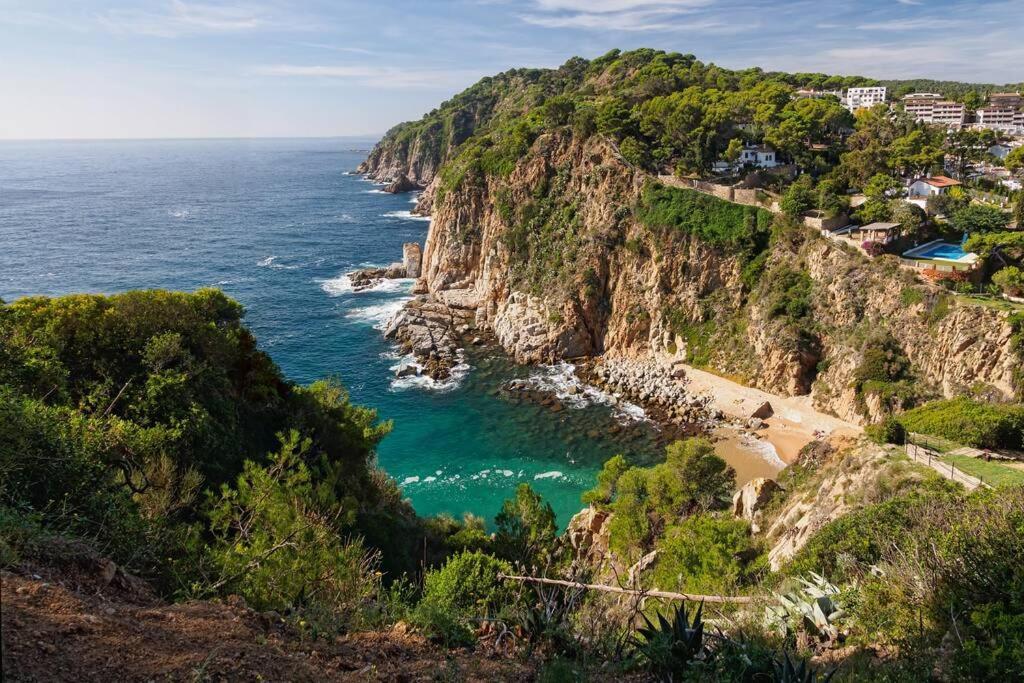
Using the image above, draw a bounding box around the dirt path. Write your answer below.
[681,364,860,464]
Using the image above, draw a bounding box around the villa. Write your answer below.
[711,143,779,173]
[907,176,961,208]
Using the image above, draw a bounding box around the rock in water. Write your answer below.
[403,242,423,278]
[395,363,419,378]
[383,175,420,193]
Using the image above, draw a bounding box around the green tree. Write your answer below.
[1006,147,1024,173]
[864,172,904,200]
[950,204,1010,234]
[724,137,744,163]
[1013,191,1024,229]
[946,128,997,180]
[582,454,630,506]
[781,175,816,217]
[889,200,927,242]
[596,98,636,140]
[992,266,1024,297]
[494,483,557,567]
[816,178,849,218]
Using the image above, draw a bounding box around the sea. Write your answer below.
[0,137,778,527]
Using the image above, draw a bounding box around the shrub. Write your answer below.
[949,204,1010,234]
[494,483,557,568]
[206,431,383,634]
[992,266,1024,297]
[865,416,906,445]
[581,454,630,507]
[652,515,756,594]
[861,240,885,257]
[896,397,1024,449]
[419,550,515,616]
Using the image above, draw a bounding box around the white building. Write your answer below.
[845,86,887,111]
[902,93,965,129]
[907,176,961,202]
[976,106,1024,134]
[712,143,779,173]
[739,144,777,168]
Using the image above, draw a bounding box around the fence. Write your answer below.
[905,441,989,491]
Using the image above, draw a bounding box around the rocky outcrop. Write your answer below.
[363,121,1019,426]
[383,296,475,380]
[383,175,421,194]
[403,243,423,279]
[732,477,781,533]
[565,506,612,563]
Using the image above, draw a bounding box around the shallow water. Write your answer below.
[0,137,779,527]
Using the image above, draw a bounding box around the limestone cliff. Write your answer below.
[362,121,1020,425]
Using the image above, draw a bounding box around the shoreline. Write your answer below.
[679,364,861,465]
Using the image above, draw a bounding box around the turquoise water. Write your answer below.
[913,242,969,261]
[0,138,664,526]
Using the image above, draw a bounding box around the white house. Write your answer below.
[712,143,778,173]
[907,176,961,197]
[845,86,887,112]
[738,144,778,168]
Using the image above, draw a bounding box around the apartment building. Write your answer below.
[902,93,965,129]
[845,86,887,111]
[977,106,1021,133]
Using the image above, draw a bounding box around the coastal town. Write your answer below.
[695,85,1024,294]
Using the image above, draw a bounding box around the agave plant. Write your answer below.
[765,573,847,644]
[631,601,711,681]
[773,651,836,682]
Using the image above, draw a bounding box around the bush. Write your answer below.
[419,550,515,617]
[206,432,383,634]
[865,416,906,445]
[652,515,757,594]
[861,240,885,257]
[897,397,1024,449]
[992,266,1024,297]
[494,483,557,568]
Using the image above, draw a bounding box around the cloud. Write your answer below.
[98,0,268,37]
[855,18,961,31]
[517,0,745,32]
[253,64,485,89]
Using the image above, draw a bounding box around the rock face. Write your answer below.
[362,121,1020,425]
[403,242,423,279]
[732,478,781,533]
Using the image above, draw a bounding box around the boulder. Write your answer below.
[732,477,782,532]
[751,401,774,419]
[394,363,419,378]
[383,175,420,193]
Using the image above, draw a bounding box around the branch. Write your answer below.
[498,573,753,604]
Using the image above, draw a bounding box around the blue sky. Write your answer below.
[1,0,1021,139]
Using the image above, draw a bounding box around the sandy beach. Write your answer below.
[683,364,860,465]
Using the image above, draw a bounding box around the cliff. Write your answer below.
[360,55,1021,425]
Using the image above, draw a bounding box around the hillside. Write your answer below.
[361,50,1022,425]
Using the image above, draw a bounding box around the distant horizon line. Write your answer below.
[0,134,386,143]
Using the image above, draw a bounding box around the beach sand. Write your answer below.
[682,364,860,465]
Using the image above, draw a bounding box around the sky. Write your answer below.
[1,0,1022,140]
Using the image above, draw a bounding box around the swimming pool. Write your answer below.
[903,241,974,263]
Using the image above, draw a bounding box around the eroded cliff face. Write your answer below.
[362,129,1020,424]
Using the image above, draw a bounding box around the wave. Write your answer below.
[740,433,788,469]
[335,213,355,223]
[382,210,431,222]
[256,255,299,270]
[362,189,387,194]
[389,351,470,393]
[522,362,648,422]
[409,193,420,204]
[319,274,415,297]
[534,471,564,480]
[345,298,411,330]
[168,207,193,219]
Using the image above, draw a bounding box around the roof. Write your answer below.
[915,176,961,188]
[860,222,901,232]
